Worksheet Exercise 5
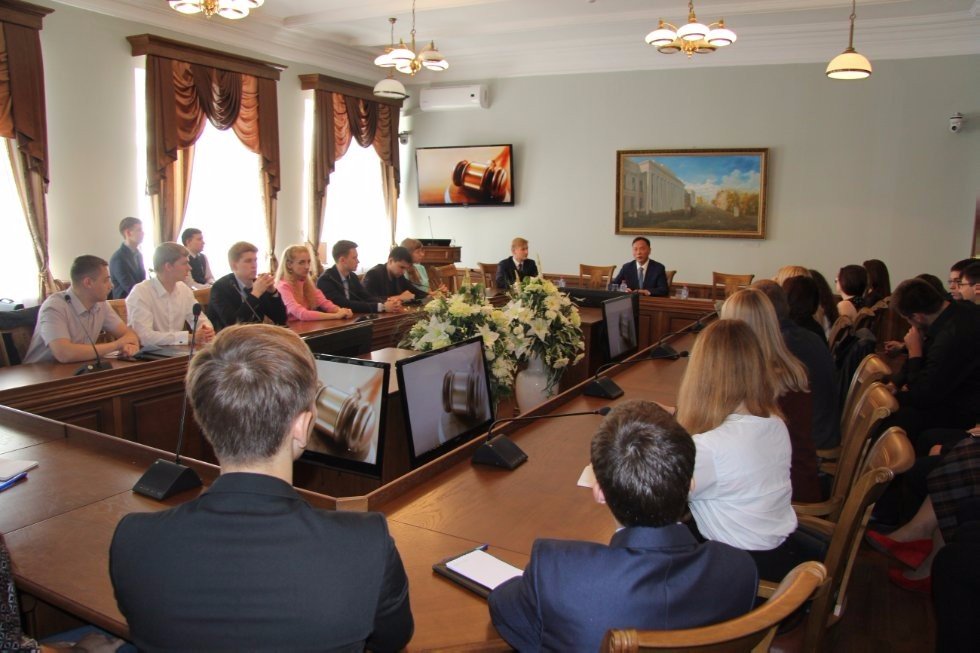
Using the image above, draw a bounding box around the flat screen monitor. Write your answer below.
[416,144,515,207]
[561,286,628,308]
[602,293,640,361]
[300,354,390,478]
[304,322,373,358]
[395,336,495,468]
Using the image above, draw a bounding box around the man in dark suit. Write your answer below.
[488,400,757,652]
[364,246,428,302]
[108,216,146,299]
[495,237,538,289]
[316,240,403,314]
[612,236,668,296]
[206,241,287,331]
[110,324,414,651]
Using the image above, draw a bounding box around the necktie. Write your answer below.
[342,278,350,299]
[638,265,645,289]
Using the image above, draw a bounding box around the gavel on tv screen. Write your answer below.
[451,159,509,201]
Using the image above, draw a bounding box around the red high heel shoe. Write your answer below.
[888,567,931,594]
[865,530,933,568]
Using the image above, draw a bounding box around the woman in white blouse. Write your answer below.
[674,319,806,580]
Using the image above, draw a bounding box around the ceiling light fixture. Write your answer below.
[373,0,448,98]
[645,1,736,57]
[168,0,263,21]
[826,0,872,80]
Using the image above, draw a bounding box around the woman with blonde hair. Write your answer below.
[720,288,820,502]
[275,245,353,321]
[674,319,802,579]
[773,265,810,287]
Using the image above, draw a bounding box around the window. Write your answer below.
[134,67,157,258]
[0,143,40,304]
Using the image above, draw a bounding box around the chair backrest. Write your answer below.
[434,264,460,293]
[799,428,913,651]
[827,315,853,355]
[828,381,898,518]
[107,299,128,324]
[601,561,827,653]
[852,307,876,332]
[665,270,677,290]
[579,264,616,289]
[477,262,498,290]
[0,305,40,367]
[711,272,754,299]
[193,286,212,312]
[840,353,891,433]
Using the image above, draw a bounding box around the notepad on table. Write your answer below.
[433,547,523,598]
[0,457,38,482]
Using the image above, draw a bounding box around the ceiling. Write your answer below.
[58,1,980,85]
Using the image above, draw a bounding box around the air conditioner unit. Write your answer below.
[419,85,489,112]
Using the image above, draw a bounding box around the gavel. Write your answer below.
[316,385,375,453]
[452,159,509,201]
[442,370,483,420]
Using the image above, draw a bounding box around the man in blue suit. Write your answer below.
[612,236,669,296]
[495,237,539,289]
[489,400,757,652]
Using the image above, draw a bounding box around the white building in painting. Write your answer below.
[621,159,691,215]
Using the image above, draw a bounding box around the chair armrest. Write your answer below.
[819,461,839,476]
[797,515,835,537]
[792,498,842,517]
[757,579,780,598]
[817,446,841,461]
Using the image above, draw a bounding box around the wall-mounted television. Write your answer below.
[416,144,515,207]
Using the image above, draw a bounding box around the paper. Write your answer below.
[0,457,38,482]
[577,463,596,488]
[446,549,523,590]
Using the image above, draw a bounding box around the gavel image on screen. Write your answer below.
[442,370,483,421]
[451,159,509,201]
[619,313,635,348]
[316,385,375,453]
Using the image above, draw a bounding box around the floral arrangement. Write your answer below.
[502,276,584,394]
[400,283,517,401]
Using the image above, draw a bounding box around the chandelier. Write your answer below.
[169,0,264,20]
[373,1,448,99]
[826,0,872,80]
[645,1,736,57]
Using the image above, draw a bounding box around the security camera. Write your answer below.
[949,113,964,133]
[398,131,411,145]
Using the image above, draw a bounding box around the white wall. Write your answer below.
[402,57,980,284]
[31,1,980,286]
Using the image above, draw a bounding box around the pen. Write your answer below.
[0,472,27,492]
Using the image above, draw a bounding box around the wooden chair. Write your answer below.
[796,381,898,522]
[193,286,211,312]
[771,428,913,652]
[665,270,677,289]
[852,307,876,332]
[477,262,498,290]
[838,354,892,436]
[826,315,853,356]
[711,272,754,299]
[107,299,128,324]
[434,264,461,293]
[579,264,616,289]
[0,305,40,367]
[601,561,827,653]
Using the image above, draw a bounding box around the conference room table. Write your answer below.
[0,327,699,650]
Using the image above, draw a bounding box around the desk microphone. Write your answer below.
[132,303,204,501]
[63,294,113,375]
[472,406,612,470]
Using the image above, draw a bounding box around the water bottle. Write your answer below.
[619,280,628,292]
[680,285,689,300]
[557,277,566,288]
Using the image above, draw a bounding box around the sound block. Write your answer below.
[133,459,203,501]
[73,360,113,376]
[648,344,681,360]
[583,377,624,400]
[472,434,528,470]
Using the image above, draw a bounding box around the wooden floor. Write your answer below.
[815,545,935,652]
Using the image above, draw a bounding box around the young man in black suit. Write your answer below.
[495,237,538,289]
[206,241,287,331]
[110,324,414,651]
[363,246,428,303]
[488,400,757,652]
[612,236,668,296]
[316,240,403,313]
[108,217,146,299]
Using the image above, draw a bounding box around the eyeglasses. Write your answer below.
[949,277,961,286]
[955,280,974,287]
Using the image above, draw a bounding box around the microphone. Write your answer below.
[132,302,204,501]
[63,294,112,375]
[472,406,612,470]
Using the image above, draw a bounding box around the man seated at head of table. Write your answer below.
[207,241,288,331]
[110,324,414,651]
[495,236,538,289]
[612,236,669,296]
[316,240,404,314]
[488,400,757,653]
[125,242,214,346]
[363,246,429,304]
[23,255,140,364]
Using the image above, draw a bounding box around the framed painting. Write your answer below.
[615,148,769,239]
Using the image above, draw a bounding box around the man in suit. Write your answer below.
[488,400,757,652]
[108,217,146,299]
[316,240,403,314]
[363,246,428,302]
[110,324,414,651]
[612,236,668,296]
[181,227,214,287]
[495,237,538,289]
[206,241,287,331]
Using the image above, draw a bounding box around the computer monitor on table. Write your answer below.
[303,322,373,358]
[395,336,495,468]
[561,286,627,309]
[602,293,640,362]
[300,354,390,478]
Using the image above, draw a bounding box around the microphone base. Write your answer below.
[583,377,624,400]
[133,459,203,501]
[73,360,113,376]
[472,434,528,470]
[648,344,680,360]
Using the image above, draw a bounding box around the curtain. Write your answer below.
[145,55,280,261]
[309,88,400,251]
[0,18,53,298]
